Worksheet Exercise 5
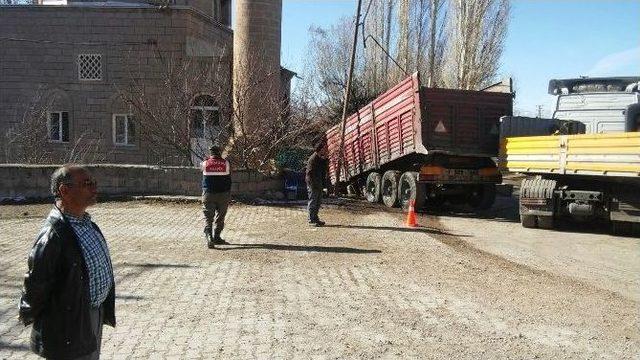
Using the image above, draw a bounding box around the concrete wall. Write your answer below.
[0,4,232,165]
[0,164,282,201]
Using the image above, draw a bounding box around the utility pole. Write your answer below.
[536,105,543,118]
[335,0,363,188]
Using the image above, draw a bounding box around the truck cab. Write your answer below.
[548,77,640,133]
[502,76,640,236]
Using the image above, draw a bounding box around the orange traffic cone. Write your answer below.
[405,199,418,227]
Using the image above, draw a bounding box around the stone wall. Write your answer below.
[0,4,233,165]
[0,164,282,201]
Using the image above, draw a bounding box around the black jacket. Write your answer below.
[19,207,116,359]
[305,152,328,189]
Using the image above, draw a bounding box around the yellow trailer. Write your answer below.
[501,132,640,235]
[503,132,640,177]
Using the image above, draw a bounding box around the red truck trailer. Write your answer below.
[326,72,513,210]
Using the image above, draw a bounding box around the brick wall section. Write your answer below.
[0,5,232,165]
[0,164,282,200]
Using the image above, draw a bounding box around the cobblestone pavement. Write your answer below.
[0,200,638,359]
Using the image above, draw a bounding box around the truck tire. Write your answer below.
[537,215,554,229]
[381,170,401,208]
[521,214,537,228]
[468,184,497,210]
[398,172,426,210]
[365,172,382,203]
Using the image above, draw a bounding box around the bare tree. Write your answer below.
[445,0,510,90]
[230,45,334,171]
[301,0,509,130]
[303,18,378,122]
[3,88,106,164]
[118,47,322,172]
[117,48,233,166]
[303,1,448,124]
[426,0,447,87]
[3,89,54,164]
[65,131,106,164]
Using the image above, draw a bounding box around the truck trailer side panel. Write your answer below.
[502,132,640,177]
[327,73,513,185]
[327,74,421,184]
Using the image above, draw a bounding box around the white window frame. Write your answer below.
[77,53,103,81]
[112,114,135,146]
[190,101,219,139]
[47,111,69,143]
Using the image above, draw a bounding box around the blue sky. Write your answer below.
[279,0,640,117]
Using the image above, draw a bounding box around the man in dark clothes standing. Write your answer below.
[201,145,232,248]
[305,141,329,226]
[19,165,115,360]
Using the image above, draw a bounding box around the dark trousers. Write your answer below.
[307,186,322,222]
[202,191,231,235]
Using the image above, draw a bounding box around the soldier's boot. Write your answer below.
[204,227,215,249]
[213,229,229,245]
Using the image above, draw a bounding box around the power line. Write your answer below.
[361,0,375,24]
[359,0,408,76]
[363,34,408,76]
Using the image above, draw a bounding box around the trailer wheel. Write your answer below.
[521,215,537,228]
[365,172,382,203]
[381,171,401,207]
[398,172,426,210]
[537,215,554,229]
[468,184,497,210]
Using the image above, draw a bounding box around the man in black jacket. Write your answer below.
[19,165,115,359]
[305,141,329,227]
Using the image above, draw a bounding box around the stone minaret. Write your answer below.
[233,0,282,135]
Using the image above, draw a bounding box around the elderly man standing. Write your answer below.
[19,165,115,360]
[201,144,232,249]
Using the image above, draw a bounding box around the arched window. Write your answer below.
[190,95,219,138]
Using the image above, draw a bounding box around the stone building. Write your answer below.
[0,0,291,165]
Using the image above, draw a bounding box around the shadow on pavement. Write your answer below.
[115,262,196,269]
[423,196,520,223]
[324,224,470,237]
[116,294,145,300]
[114,262,197,285]
[222,243,381,254]
[0,340,30,351]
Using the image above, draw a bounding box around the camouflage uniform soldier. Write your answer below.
[201,145,232,249]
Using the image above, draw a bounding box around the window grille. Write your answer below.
[78,54,102,81]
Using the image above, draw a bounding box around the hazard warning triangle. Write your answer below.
[434,120,447,133]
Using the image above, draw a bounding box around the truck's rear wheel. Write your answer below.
[521,215,537,228]
[468,184,497,210]
[398,172,426,210]
[365,172,382,203]
[381,171,401,208]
